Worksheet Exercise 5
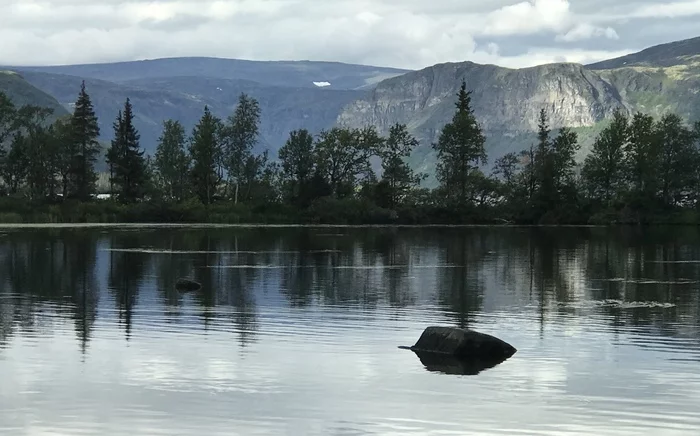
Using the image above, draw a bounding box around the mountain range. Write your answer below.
[2,36,699,184]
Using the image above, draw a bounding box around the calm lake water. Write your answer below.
[1,225,700,435]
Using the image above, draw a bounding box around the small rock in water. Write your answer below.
[399,326,517,375]
[175,278,201,292]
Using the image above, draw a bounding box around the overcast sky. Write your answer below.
[1,0,699,70]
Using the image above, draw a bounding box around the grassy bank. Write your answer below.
[2,197,700,226]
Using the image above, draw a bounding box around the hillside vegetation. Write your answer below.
[0,80,699,227]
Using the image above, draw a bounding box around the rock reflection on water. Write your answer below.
[411,350,514,376]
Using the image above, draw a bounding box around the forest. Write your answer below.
[0,80,699,225]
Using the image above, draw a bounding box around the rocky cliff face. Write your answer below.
[337,36,700,172]
[339,62,627,138]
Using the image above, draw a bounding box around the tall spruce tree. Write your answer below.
[106,110,123,196]
[534,108,556,211]
[433,80,487,206]
[69,81,101,201]
[189,106,223,205]
[109,98,147,203]
[223,93,260,204]
[155,119,191,202]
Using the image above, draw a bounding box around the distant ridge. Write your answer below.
[4,57,409,90]
[587,36,700,69]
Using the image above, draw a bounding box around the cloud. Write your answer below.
[556,23,620,42]
[0,0,696,70]
[628,0,700,18]
[481,0,572,36]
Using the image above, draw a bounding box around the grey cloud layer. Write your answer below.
[1,0,699,69]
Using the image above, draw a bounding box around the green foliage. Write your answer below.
[433,81,487,207]
[3,77,700,226]
[223,93,261,203]
[0,92,17,146]
[279,128,315,206]
[107,98,148,203]
[314,126,382,198]
[530,110,582,218]
[189,106,224,205]
[154,119,190,202]
[378,123,424,209]
[581,110,628,204]
[69,81,101,201]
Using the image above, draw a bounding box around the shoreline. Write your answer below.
[0,222,688,229]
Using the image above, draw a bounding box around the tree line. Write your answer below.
[0,80,699,224]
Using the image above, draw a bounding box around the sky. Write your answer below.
[1,0,699,70]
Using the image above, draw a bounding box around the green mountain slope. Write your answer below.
[17,71,365,155]
[0,70,69,118]
[587,36,700,69]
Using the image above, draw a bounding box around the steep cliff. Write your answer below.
[338,61,627,138]
[336,36,700,179]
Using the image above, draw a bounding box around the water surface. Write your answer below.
[1,226,699,435]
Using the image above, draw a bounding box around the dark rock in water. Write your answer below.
[399,326,516,374]
[175,278,201,292]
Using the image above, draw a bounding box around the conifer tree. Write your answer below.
[433,80,487,206]
[189,106,223,205]
[533,108,555,210]
[107,110,123,196]
[109,98,147,203]
[69,81,101,201]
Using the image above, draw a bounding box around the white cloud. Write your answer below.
[482,0,572,36]
[556,23,620,42]
[0,0,694,70]
[629,0,700,18]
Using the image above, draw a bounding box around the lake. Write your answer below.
[1,225,699,435]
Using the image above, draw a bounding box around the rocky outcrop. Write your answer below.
[337,36,700,172]
[400,326,516,359]
[337,61,628,141]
